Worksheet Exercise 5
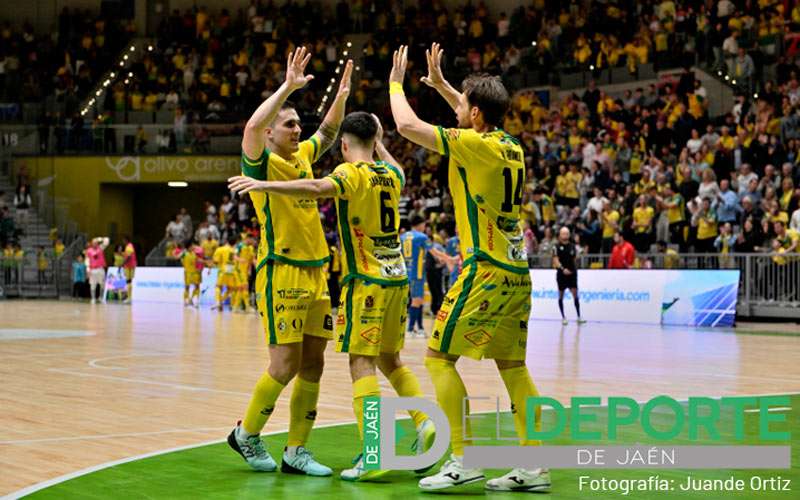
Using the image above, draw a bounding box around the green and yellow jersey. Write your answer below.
[236,242,255,274]
[241,137,329,268]
[181,248,198,274]
[434,127,528,274]
[666,194,685,224]
[325,160,407,286]
[212,244,236,275]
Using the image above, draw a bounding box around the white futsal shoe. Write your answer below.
[485,467,551,492]
[418,454,484,490]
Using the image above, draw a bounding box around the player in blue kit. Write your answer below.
[401,215,450,337]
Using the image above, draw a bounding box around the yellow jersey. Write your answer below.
[635,178,656,194]
[602,210,620,238]
[565,171,582,199]
[555,175,569,197]
[434,127,528,273]
[778,229,800,251]
[181,248,198,274]
[201,239,219,259]
[213,244,236,275]
[697,211,718,240]
[666,194,685,224]
[540,194,556,223]
[241,137,328,268]
[633,206,654,233]
[236,242,255,273]
[325,160,407,286]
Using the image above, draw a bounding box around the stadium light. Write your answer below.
[532,41,537,46]
[331,78,335,83]
[589,65,595,70]
[124,79,130,85]
[123,55,129,60]
[119,61,124,67]
[724,75,730,81]
[731,79,737,85]
[148,45,153,51]
[356,66,360,71]
[343,51,348,56]
[130,46,135,52]
[110,72,115,78]
[717,70,723,76]
[754,93,759,99]
[128,72,133,78]
[347,42,352,47]
[335,67,340,74]
[167,181,188,188]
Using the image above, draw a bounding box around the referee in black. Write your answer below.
[552,227,586,325]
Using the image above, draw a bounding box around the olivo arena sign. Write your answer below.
[104,155,241,182]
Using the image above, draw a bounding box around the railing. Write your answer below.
[144,237,176,267]
[529,252,800,318]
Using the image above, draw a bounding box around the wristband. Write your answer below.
[389,82,405,95]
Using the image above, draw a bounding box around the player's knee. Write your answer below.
[299,354,324,382]
[377,352,402,375]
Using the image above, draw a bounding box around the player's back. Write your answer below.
[327,160,407,285]
[181,249,197,272]
[434,127,528,273]
[214,244,235,274]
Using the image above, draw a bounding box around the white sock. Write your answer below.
[285,445,299,458]
[236,424,255,441]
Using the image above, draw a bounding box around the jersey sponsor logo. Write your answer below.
[467,318,498,328]
[354,228,370,271]
[364,295,375,308]
[337,314,346,326]
[372,235,400,248]
[360,314,383,325]
[444,129,461,142]
[296,199,317,209]
[486,220,495,250]
[323,314,333,331]
[276,288,311,299]
[443,296,456,306]
[292,318,304,331]
[360,327,380,345]
[479,300,490,312]
[481,283,498,291]
[508,244,528,262]
[275,303,308,313]
[277,319,287,332]
[381,262,406,278]
[436,309,448,322]
[464,329,492,346]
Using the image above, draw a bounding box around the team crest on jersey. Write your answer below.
[364,296,375,308]
[277,319,287,332]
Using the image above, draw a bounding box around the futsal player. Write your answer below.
[212,235,237,310]
[401,216,451,337]
[121,235,136,302]
[234,235,256,312]
[180,242,203,307]
[389,44,550,492]
[225,47,351,477]
[552,227,585,325]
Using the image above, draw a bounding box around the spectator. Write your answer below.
[13,184,32,227]
[165,213,185,243]
[72,253,88,299]
[609,232,635,269]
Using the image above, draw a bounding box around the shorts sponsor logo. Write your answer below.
[324,314,333,330]
[305,409,317,421]
[338,334,345,342]
[292,318,304,331]
[482,283,498,291]
[364,295,375,309]
[381,262,406,278]
[276,303,308,312]
[443,296,456,306]
[337,314,346,326]
[360,314,383,325]
[432,330,440,339]
[479,300,490,312]
[519,320,527,329]
[464,329,492,346]
[277,319,287,332]
[467,318,498,328]
[360,327,380,345]
[436,310,448,322]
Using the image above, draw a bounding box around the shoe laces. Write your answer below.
[243,435,268,459]
[351,452,363,466]
[292,447,314,468]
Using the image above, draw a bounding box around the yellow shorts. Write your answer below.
[234,268,249,287]
[217,272,237,289]
[256,262,333,345]
[335,280,408,356]
[185,271,201,286]
[124,267,135,282]
[429,261,531,361]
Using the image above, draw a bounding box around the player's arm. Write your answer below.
[389,45,438,152]
[429,246,457,267]
[371,113,406,185]
[242,47,314,160]
[227,176,337,199]
[420,43,462,113]
[312,60,353,157]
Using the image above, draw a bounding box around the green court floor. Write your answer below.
[24,396,799,499]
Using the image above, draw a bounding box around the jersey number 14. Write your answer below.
[501,167,523,212]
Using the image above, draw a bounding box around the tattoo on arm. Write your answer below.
[316,122,339,154]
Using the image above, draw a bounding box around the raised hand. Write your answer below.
[371,113,384,144]
[285,46,314,91]
[420,42,445,88]
[389,45,408,84]
[337,60,354,99]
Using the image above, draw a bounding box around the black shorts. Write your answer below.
[556,270,578,291]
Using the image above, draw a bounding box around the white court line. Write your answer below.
[45,368,353,411]
[87,353,176,370]
[0,427,231,445]
[744,407,792,413]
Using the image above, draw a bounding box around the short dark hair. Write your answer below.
[340,111,377,146]
[410,215,426,227]
[461,74,510,128]
[227,234,238,245]
[280,100,297,112]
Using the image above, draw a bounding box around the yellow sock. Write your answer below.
[388,366,428,428]
[287,377,320,447]
[424,357,471,455]
[192,286,200,300]
[241,289,250,309]
[242,372,286,435]
[499,365,541,446]
[352,375,380,440]
[215,287,222,305]
[184,287,189,301]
